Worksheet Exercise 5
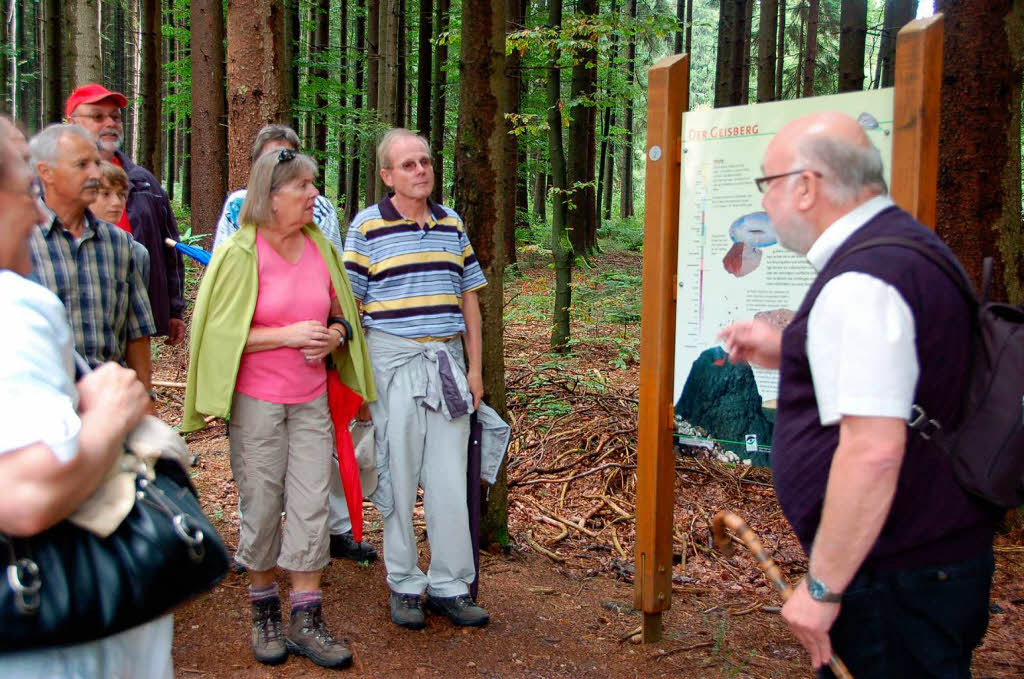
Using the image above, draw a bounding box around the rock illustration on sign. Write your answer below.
[723,211,777,277]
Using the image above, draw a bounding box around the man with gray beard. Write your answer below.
[65,84,185,346]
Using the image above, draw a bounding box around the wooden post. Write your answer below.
[634,53,688,643]
[891,13,943,229]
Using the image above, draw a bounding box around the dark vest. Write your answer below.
[772,205,997,571]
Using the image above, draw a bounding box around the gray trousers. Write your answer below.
[371,352,475,598]
[235,435,352,535]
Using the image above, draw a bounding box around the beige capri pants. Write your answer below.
[228,391,334,572]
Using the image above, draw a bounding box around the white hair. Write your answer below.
[794,135,888,204]
[29,123,95,167]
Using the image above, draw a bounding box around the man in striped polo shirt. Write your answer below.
[343,128,489,630]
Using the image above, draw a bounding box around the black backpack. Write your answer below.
[837,237,1024,508]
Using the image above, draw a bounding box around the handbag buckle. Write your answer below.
[908,405,942,440]
[7,558,41,615]
[172,514,206,563]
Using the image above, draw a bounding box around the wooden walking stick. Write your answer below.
[712,510,854,679]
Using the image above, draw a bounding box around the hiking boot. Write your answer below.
[233,558,247,574]
[285,603,353,669]
[330,532,378,562]
[389,591,426,630]
[251,597,287,665]
[425,594,490,627]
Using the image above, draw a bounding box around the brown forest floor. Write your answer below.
[157,246,1024,678]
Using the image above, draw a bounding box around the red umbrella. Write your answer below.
[326,371,365,542]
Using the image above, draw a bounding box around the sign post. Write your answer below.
[633,16,944,643]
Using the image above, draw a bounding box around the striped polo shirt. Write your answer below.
[343,195,487,340]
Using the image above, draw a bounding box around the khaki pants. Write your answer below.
[229,391,333,572]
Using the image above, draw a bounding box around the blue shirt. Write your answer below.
[343,196,487,340]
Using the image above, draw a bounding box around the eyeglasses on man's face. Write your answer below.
[395,157,432,173]
[71,111,123,125]
[753,169,822,193]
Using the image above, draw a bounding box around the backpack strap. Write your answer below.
[830,236,980,310]
[828,236,977,438]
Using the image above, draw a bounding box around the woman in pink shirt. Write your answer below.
[214,149,357,669]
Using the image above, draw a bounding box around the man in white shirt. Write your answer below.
[0,115,173,678]
[721,112,997,678]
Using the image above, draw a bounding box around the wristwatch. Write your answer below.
[327,316,352,347]
[806,573,842,603]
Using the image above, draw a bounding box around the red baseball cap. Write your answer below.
[65,84,128,120]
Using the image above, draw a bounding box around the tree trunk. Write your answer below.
[674,0,685,54]
[285,0,300,131]
[40,0,63,124]
[775,0,786,99]
[715,0,747,107]
[453,0,509,548]
[685,0,693,54]
[429,0,450,203]
[568,0,598,256]
[596,0,618,231]
[226,0,289,190]
[532,164,546,221]
[313,0,330,186]
[113,0,126,95]
[757,0,778,102]
[877,0,917,88]
[547,0,571,350]
[416,0,433,136]
[378,0,400,127]
[65,0,103,90]
[138,0,161,178]
[164,0,175,201]
[364,0,380,205]
[739,0,753,104]
[794,5,805,97]
[505,0,524,267]
[337,0,349,206]
[619,0,637,218]
[181,119,192,209]
[395,0,406,128]
[347,0,365,218]
[801,0,819,97]
[20,0,38,129]
[0,0,8,114]
[934,0,1022,303]
[602,132,614,220]
[192,0,227,237]
[837,0,867,92]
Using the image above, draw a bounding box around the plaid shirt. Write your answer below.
[28,204,157,368]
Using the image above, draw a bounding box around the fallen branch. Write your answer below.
[525,531,565,562]
[511,463,636,487]
[153,380,187,389]
[652,639,714,660]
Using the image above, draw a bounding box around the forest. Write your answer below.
[2,1,1023,676]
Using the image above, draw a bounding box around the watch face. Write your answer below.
[808,578,825,599]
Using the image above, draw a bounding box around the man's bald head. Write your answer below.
[767,111,886,206]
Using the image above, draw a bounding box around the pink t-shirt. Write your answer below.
[235,232,335,404]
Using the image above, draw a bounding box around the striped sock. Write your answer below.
[290,589,323,613]
[249,582,279,604]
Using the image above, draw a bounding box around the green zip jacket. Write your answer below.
[182,223,375,433]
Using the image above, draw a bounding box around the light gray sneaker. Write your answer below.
[286,603,353,669]
[251,598,287,665]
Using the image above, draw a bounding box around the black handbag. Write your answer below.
[0,458,230,651]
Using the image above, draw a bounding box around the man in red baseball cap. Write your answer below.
[65,83,186,346]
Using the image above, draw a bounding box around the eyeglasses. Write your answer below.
[753,169,822,193]
[0,178,42,203]
[71,112,123,125]
[395,157,432,173]
[277,148,297,163]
